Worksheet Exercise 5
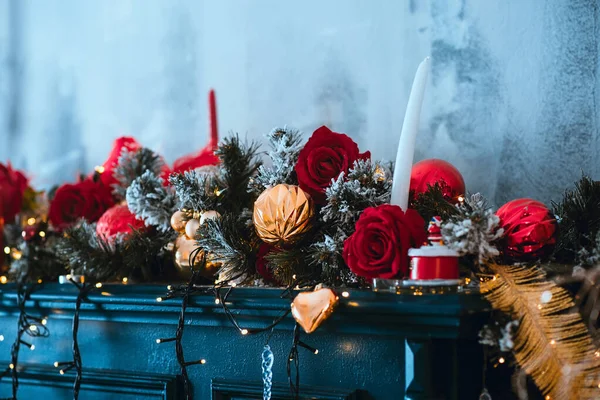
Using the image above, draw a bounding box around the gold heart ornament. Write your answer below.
[291,288,339,334]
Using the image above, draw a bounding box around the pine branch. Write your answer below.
[127,170,179,232]
[112,148,165,199]
[441,193,503,266]
[249,126,302,195]
[55,222,123,282]
[410,182,459,223]
[197,213,260,284]
[553,175,600,263]
[216,135,262,214]
[169,170,220,212]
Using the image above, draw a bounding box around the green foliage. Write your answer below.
[198,213,260,284]
[215,135,262,214]
[410,183,459,224]
[127,171,178,232]
[552,175,600,263]
[56,221,177,282]
[113,148,165,199]
[248,127,302,195]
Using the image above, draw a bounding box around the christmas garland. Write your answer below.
[1,118,600,398]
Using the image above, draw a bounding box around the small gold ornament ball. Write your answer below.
[185,218,201,240]
[200,210,221,225]
[170,210,188,233]
[174,235,219,278]
[253,184,314,246]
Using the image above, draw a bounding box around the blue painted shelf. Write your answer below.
[0,284,492,399]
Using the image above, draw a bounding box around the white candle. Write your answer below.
[390,57,431,210]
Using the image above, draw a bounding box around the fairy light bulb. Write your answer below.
[0,276,7,284]
[341,291,350,298]
[95,283,103,288]
[241,329,248,335]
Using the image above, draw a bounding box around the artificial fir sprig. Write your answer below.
[112,147,165,199]
[127,170,178,232]
[441,193,503,266]
[55,221,176,282]
[248,126,303,195]
[410,182,459,224]
[552,175,600,264]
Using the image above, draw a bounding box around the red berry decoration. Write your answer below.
[496,198,557,259]
[410,159,466,202]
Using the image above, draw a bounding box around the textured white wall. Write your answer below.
[0,0,598,206]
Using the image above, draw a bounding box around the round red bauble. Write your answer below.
[410,159,466,202]
[96,205,146,241]
[496,198,557,259]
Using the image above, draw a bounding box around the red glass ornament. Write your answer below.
[410,159,466,202]
[496,198,557,259]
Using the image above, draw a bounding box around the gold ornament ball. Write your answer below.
[170,210,188,233]
[200,210,221,225]
[253,184,314,246]
[174,235,219,278]
[185,218,201,240]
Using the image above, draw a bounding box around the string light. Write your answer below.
[214,298,220,305]
[122,277,128,284]
[29,325,37,332]
[341,291,350,298]
[498,357,505,364]
[156,338,176,344]
[3,247,10,255]
[241,329,249,335]
[95,283,102,289]
[41,318,47,326]
[167,285,172,290]
[458,195,465,203]
[0,276,7,284]
[156,297,163,302]
[9,364,14,370]
[39,231,46,238]
[27,218,36,226]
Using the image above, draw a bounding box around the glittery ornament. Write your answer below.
[170,210,189,233]
[496,198,557,259]
[184,218,201,240]
[410,159,466,202]
[291,288,338,334]
[253,184,314,246]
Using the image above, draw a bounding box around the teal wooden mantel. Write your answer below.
[0,284,493,399]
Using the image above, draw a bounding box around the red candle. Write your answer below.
[209,89,218,148]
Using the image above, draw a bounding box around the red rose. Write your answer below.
[98,137,142,188]
[49,179,114,230]
[96,204,146,241]
[343,205,426,279]
[295,126,370,203]
[0,163,29,223]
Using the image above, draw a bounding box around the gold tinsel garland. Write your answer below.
[481,264,600,400]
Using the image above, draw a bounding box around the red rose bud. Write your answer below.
[343,205,426,279]
[96,205,146,242]
[49,179,114,230]
[295,126,370,203]
[0,162,29,224]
